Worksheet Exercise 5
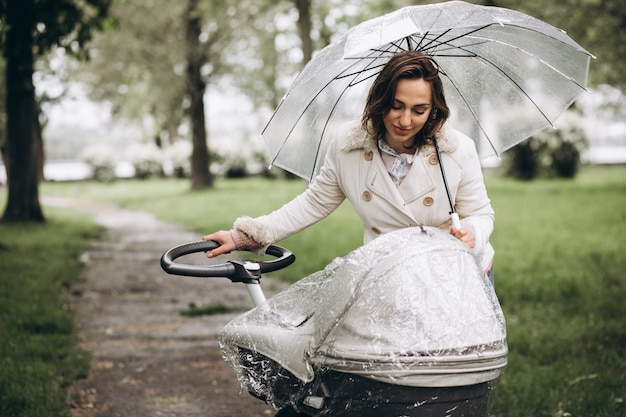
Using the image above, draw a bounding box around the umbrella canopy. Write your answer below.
[262,0,593,181]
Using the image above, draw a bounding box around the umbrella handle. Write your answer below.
[451,212,461,229]
[434,136,461,230]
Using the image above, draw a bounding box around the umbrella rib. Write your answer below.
[443,72,500,157]
[310,49,398,177]
[412,29,454,54]
[465,49,561,128]
[428,24,590,91]
[310,94,344,179]
[267,51,385,175]
[339,43,403,85]
[310,42,406,177]
[419,24,493,55]
[426,25,584,128]
[466,32,590,91]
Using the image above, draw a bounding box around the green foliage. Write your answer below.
[503,108,588,180]
[0,202,101,417]
[494,0,626,88]
[504,140,542,180]
[73,0,187,131]
[0,0,113,59]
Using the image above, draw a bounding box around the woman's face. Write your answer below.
[383,78,433,154]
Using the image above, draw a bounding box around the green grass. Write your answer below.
[179,302,247,317]
[0,202,102,417]
[4,164,624,416]
[485,166,626,416]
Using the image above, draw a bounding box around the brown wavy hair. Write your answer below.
[361,50,450,148]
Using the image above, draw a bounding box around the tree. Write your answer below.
[0,0,111,223]
[295,0,314,65]
[73,0,188,148]
[2,0,42,222]
[74,0,262,189]
[185,0,211,188]
[492,0,626,89]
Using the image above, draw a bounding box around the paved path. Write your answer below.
[46,197,283,417]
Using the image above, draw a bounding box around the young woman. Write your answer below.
[203,50,495,274]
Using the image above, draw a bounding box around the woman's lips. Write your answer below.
[394,126,411,135]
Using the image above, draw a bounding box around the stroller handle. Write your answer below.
[160,240,295,281]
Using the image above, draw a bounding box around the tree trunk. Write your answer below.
[295,0,313,67]
[185,0,212,189]
[1,144,8,185]
[2,0,45,223]
[167,118,179,145]
[34,106,45,182]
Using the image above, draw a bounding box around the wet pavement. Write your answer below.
[46,197,284,417]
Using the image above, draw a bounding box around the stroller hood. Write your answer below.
[220,226,507,388]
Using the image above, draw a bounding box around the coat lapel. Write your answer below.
[365,151,418,220]
[397,156,436,203]
[341,121,458,221]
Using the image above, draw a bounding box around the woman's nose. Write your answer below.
[399,109,411,126]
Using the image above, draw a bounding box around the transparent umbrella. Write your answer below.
[262,0,593,181]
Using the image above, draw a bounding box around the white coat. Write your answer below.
[236,121,495,270]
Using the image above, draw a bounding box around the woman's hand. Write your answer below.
[202,231,236,258]
[450,226,475,249]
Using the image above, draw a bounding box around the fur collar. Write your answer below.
[342,122,459,155]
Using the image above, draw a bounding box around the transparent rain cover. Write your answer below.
[219,226,507,407]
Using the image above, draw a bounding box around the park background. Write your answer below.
[0,0,625,416]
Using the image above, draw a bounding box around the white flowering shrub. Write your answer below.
[81,144,117,182]
[127,143,163,179]
[210,138,268,178]
[534,108,588,178]
[162,141,192,178]
[505,107,588,179]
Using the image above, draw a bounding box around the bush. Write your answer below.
[128,143,163,179]
[505,139,543,180]
[224,155,249,178]
[163,141,192,178]
[504,107,588,180]
[210,138,271,178]
[551,140,580,178]
[81,144,116,182]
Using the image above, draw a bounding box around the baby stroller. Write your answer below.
[161,226,508,416]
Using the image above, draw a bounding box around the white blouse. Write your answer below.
[377,140,418,187]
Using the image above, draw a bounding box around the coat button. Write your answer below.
[364,151,373,161]
[362,190,372,201]
[371,226,382,235]
[423,196,434,206]
[428,154,439,165]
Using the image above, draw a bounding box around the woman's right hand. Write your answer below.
[202,231,236,258]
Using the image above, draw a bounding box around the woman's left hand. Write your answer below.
[450,226,475,249]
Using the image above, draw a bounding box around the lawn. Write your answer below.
[0,204,101,417]
[1,164,624,416]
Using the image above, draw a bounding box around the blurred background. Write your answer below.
[0,0,624,192]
